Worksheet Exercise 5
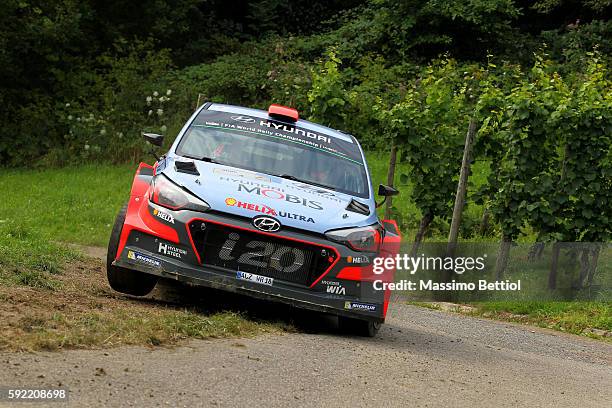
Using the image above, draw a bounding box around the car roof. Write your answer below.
[206,103,355,144]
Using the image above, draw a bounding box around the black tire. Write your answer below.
[338,316,381,337]
[107,203,158,296]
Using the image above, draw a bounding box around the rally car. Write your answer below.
[107,102,400,336]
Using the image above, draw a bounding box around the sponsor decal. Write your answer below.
[196,118,362,165]
[326,286,346,295]
[277,211,314,223]
[321,280,340,286]
[237,183,323,210]
[153,208,174,224]
[225,197,276,215]
[158,242,187,259]
[344,301,377,312]
[322,280,346,295]
[225,198,315,223]
[291,183,336,197]
[127,250,161,267]
[327,286,346,295]
[259,120,332,144]
[231,115,256,124]
[213,167,271,182]
[347,255,370,264]
[236,271,273,286]
[219,177,343,203]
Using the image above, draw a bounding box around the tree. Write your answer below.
[383,59,476,253]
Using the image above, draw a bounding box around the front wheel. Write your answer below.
[106,203,158,296]
[338,316,381,337]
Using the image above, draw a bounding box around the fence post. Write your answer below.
[384,145,397,220]
[447,118,478,256]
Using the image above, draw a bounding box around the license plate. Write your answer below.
[236,271,274,286]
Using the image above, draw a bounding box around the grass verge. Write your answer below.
[0,221,81,290]
[0,164,135,247]
[412,301,612,341]
[0,258,288,351]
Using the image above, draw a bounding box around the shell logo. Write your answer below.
[225,197,237,206]
[153,209,159,215]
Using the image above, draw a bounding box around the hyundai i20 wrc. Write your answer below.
[107,102,400,337]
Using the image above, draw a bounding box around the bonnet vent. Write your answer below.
[175,160,200,176]
[346,199,370,216]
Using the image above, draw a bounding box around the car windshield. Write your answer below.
[175,110,369,198]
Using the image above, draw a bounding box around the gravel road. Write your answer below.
[1,302,610,408]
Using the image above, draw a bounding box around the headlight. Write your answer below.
[325,224,383,252]
[149,174,210,212]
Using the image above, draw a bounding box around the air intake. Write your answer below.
[346,199,370,216]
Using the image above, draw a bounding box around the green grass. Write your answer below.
[0,164,135,290]
[472,301,611,338]
[477,301,610,326]
[11,309,285,351]
[0,220,80,289]
[0,164,135,246]
[365,151,419,227]
[411,300,611,340]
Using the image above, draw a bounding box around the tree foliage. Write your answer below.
[477,53,611,243]
[382,60,476,225]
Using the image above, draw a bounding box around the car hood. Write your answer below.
[159,156,376,234]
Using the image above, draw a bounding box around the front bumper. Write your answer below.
[113,197,394,322]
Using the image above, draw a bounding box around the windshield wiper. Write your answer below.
[275,174,337,191]
[182,155,222,164]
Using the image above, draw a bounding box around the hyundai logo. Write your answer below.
[231,115,256,123]
[252,215,281,232]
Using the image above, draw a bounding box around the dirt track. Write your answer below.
[1,298,611,407]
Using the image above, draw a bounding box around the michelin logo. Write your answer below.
[127,250,161,267]
[344,301,377,312]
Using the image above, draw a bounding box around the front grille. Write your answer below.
[189,220,336,286]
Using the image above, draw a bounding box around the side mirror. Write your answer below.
[378,184,399,197]
[376,184,399,208]
[143,132,164,147]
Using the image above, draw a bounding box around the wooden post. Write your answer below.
[384,145,397,220]
[548,242,560,289]
[587,244,601,286]
[495,234,512,280]
[446,118,478,256]
[548,144,570,289]
[195,93,205,111]
[479,207,490,236]
[410,213,432,257]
